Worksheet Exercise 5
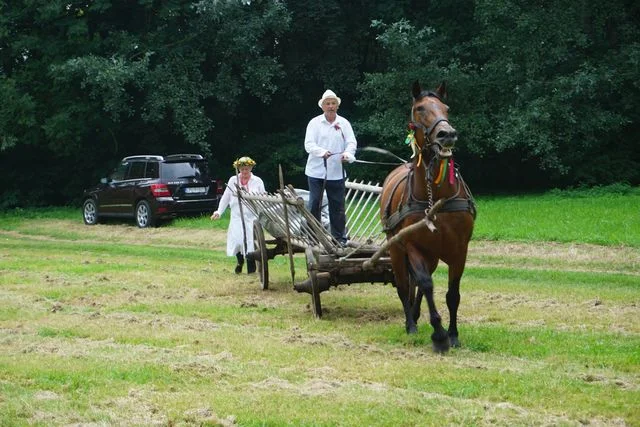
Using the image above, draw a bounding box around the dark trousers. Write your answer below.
[307,176,347,243]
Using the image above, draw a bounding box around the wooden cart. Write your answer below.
[241,179,395,318]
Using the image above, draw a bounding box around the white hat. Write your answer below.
[318,89,341,108]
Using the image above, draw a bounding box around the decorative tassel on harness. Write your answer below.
[433,158,456,187]
[448,158,455,185]
[434,158,446,186]
[404,123,422,167]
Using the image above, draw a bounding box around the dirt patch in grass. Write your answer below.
[1,219,227,250]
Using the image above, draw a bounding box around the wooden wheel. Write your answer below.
[305,248,322,318]
[309,269,322,318]
[253,221,269,290]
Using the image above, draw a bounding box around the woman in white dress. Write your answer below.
[210,156,265,274]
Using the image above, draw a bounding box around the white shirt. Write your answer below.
[214,174,265,256]
[304,114,357,180]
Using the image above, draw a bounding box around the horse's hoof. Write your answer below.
[406,325,418,334]
[449,336,460,348]
[431,333,450,353]
[432,340,450,353]
[432,339,450,353]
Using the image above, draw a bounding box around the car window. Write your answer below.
[161,161,209,180]
[128,162,146,180]
[111,162,129,181]
[146,162,159,179]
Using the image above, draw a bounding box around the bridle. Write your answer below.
[412,115,450,145]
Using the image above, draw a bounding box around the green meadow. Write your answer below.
[0,186,638,426]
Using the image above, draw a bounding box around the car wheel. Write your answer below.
[83,199,99,225]
[135,200,156,228]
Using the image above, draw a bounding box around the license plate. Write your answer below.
[184,187,206,194]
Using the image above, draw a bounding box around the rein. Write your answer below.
[324,151,404,167]
[354,159,404,166]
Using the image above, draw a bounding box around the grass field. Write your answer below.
[0,187,638,426]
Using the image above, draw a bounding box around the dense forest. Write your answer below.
[1,0,638,208]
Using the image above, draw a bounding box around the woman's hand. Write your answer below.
[210,212,220,220]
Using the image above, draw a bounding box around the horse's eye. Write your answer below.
[415,106,425,112]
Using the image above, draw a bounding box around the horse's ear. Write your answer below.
[436,81,447,99]
[412,81,422,99]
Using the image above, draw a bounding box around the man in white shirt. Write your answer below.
[304,89,357,245]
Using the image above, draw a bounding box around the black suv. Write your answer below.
[82,154,223,227]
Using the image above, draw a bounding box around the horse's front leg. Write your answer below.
[407,250,449,352]
[411,260,437,324]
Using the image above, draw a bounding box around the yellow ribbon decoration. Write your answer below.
[434,159,445,184]
[410,139,423,167]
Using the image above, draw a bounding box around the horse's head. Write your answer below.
[411,81,457,157]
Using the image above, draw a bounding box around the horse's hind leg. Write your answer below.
[411,279,421,324]
[390,250,417,334]
[446,265,465,348]
[407,249,449,352]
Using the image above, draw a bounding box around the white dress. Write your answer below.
[214,174,266,256]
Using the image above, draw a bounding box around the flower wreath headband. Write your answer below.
[233,156,256,168]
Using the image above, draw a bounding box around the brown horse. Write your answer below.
[380,81,476,352]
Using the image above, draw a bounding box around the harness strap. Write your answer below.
[383,201,430,231]
[439,197,477,219]
[382,166,410,219]
[424,118,448,140]
[382,197,476,232]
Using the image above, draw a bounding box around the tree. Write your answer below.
[0,0,291,206]
[1,0,638,208]
[356,0,640,190]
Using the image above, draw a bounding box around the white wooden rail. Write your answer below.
[240,179,386,255]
